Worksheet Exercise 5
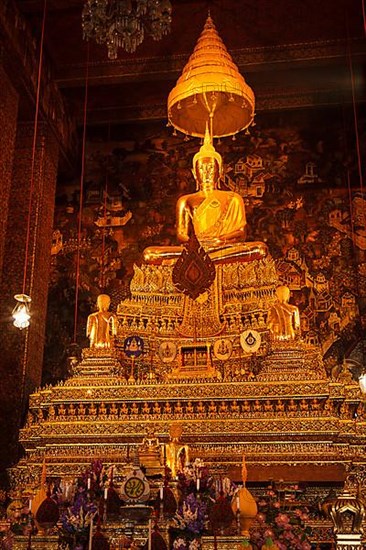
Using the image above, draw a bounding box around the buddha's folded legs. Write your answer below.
[207,241,268,264]
[143,245,184,265]
[143,241,268,266]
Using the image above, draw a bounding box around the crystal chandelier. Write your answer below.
[82,0,172,57]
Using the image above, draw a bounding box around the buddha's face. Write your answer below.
[97,294,110,311]
[276,285,290,303]
[195,157,220,191]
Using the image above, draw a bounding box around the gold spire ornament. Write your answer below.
[167,15,255,138]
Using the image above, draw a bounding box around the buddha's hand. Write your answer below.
[200,236,224,248]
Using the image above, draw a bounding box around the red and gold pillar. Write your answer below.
[0,64,19,278]
[0,121,59,474]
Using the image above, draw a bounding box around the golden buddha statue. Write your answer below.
[86,294,117,349]
[143,128,267,266]
[268,286,300,341]
[165,424,190,478]
[139,430,162,475]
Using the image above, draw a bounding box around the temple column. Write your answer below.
[0,122,59,476]
[0,64,19,279]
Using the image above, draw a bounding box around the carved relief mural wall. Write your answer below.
[45,106,366,383]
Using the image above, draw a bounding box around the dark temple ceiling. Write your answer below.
[14,0,366,127]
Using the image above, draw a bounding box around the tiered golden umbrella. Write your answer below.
[167,15,255,138]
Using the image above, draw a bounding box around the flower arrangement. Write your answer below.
[173,493,207,538]
[250,486,312,550]
[171,459,238,549]
[59,463,102,549]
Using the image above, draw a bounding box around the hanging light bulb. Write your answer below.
[12,294,31,330]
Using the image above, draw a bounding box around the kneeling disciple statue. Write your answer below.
[87,294,117,349]
[143,127,267,266]
[268,285,300,341]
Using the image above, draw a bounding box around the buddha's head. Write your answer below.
[192,125,222,191]
[97,294,111,311]
[276,285,290,303]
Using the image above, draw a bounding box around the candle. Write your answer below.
[196,478,200,491]
[160,486,163,500]
[104,487,108,500]
[236,495,240,511]
[88,516,93,550]
[87,477,91,490]
[28,499,32,512]
[148,519,152,550]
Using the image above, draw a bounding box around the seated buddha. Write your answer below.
[143,128,267,265]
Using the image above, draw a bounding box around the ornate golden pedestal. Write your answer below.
[201,535,247,549]
[13,534,59,550]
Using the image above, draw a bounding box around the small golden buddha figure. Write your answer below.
[58,403,66,417]
[68,403,76,416]
[311,398,321,413]
[86,294,117,349]
[264,400,273,413]
[99,402,107,418]
[268,286,301,341]
[300,399,309,413]
[130,402,139,415]
[175,401,183,415]
[219,401,228,413]
[242,401,251,414]
[163,402,173,415]
[77,402,86,417]
[48,405,55,420]
[323,399,333,416]
[231,400,240,414]
[139,430,162,473]
[288,399,297,414]
[25,411,34,427]
[37,408,44,421]
[197,401,206,415]
[120,402,129,416]
[186,401,195,415]
[142,402,151,415]
[275,400,285,414]
[109,402,119,417]
[153,402,161,415]
[143,128,267,266]
[208,401,217,416]
[88,402,97,416]
[253,400,262,413]
[356,403,365,421]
